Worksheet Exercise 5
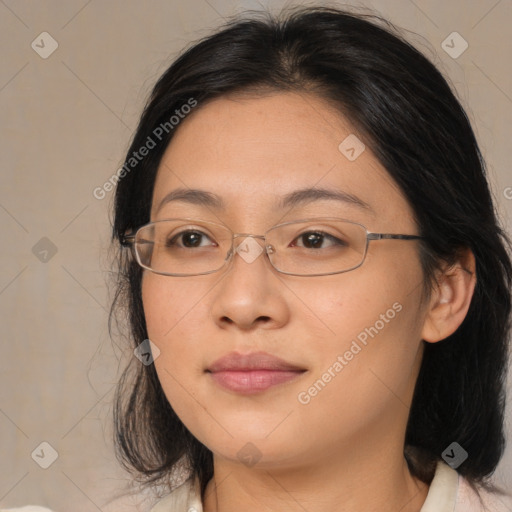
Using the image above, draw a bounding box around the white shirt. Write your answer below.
[3,461,511,512]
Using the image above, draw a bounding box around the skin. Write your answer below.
[141,91,476,512]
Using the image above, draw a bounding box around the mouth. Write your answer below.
[206,351,307,394]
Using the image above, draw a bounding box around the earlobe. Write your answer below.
[421,248,477,343]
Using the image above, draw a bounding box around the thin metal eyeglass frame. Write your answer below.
[120,217,425,277]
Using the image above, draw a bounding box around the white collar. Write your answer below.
[420,461,459,511]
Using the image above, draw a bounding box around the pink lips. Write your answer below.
[206,351,306,394]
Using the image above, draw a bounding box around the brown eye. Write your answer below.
[167,230,215,249]
[292,231,348,249]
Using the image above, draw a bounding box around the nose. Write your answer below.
[210,234,290,331]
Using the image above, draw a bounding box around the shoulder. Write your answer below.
[149,477,203,512]
[422,461,512,512]
[456,476,512,512]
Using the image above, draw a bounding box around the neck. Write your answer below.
[202,442,429,512]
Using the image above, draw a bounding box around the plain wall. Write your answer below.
[1,0,511,510]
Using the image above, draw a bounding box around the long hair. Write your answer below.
[109,4,512,500]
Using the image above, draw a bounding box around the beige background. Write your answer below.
[0,0,511,510]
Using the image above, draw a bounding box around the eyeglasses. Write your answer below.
[120,217,425,277]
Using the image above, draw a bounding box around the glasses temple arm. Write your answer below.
[367,233,425,240]
[120,234,136,246]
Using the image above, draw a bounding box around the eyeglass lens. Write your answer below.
[133,218,368,276]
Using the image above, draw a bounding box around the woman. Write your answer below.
[110,5,512,511]
[5,4,511,512]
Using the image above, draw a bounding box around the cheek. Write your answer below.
[141,274,210,434]
[284,267,406,341]
[141,272,217,372]
[290,287,423,446]
[296,257,425,392]
[141,274,202,393]
[141,272,210,341]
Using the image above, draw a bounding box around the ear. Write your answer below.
[421,247,477,343]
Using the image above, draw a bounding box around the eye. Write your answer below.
[167,229,216,249]
[291,230,348,249]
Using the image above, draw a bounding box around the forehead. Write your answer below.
[150,92,413,228]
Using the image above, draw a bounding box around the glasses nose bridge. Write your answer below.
[233,232,265,241]
[232,232,270,248]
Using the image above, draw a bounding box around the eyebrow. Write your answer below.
[155,186,374,214]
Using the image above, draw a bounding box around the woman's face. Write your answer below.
[142,91,429,469]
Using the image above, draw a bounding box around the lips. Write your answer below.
[207,351,306,372]
[206,351,306,394]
